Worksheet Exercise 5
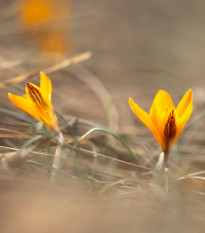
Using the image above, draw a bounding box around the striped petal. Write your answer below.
[161,108,179,152]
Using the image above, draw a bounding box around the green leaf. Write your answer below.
[20,135,43,150]
[0,108,36,125]
[72,127,138,163]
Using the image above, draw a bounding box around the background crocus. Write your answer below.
[129,89,193,167]
[18,0,72,59]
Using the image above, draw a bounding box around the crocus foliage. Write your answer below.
[8,72,59,132]
[129,89,193,155]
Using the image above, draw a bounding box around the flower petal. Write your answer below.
[150,90,175,143]
[150,104,164,133]
[129,97,161,143]
[176,89,193,118]
[40,71,52,105]
[129,98,153,130]
[151,90,175,121]
[25,82,41,98]
[8,93,41,122]
[176,103,193,139]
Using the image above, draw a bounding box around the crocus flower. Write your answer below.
[129,89,193,166]
[19,0,71,30]
[8,72,59,132]
[19,0,54,29]
[39,30,69,59]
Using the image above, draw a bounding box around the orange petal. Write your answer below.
[176,103,193,139]
[129,98,153,130]
[151,90,175,121]
[8,93,41,122]
[40,71,52,105]
[40,110,59,131]
[150,104,164,133]
[150,90,175,144]
[176,89,193,118]
[129,97,160,143]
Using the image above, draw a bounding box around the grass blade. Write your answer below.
[0,108,36,125]
[20,135,43,150]
[72,127,138,163]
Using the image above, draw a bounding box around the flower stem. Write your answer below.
[163,150,169,193]
[51,131,64,180]
[163,150,169,169]
[164,167,169,193]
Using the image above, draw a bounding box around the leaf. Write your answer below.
[0,108,36,125]
[72,127,138,163]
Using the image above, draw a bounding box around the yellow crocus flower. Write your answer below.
[8,72,59,132]
[19,0,71,29]
[129,89,193,165]
[19,0,53,29]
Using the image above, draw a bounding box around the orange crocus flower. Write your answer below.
[19,0,54,29]
[8,72,59,132]
[19,0,71,29]
[129,89,193,165]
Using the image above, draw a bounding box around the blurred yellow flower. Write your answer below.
[18,0,72,60]
[129,89,193,157]
[8,72,59,132]
[19,0,54,29]
[39,30,69,58]
[19,0,71,29]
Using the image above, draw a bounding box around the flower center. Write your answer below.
[163,109,177,153]
[26,83,47,110]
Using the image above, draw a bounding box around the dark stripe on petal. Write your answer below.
[163,109,177,153]
[26,83,46,107]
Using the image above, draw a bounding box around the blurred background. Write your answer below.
[0,0,205,232]
[1,0,205,127]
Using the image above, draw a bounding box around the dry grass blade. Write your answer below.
[0,135,43,170]
[0,51,91,88]
[68,144,155,172]
[44,51,92,73]
[0,128,32,139]
[178,170,205,181]
[0,145,37,171]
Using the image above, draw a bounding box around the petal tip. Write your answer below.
[186,89,193,105]
[40,71,46,76]
[188,88,193,98]
[40,71,49,80]
[40,71,51,88]
[8,92,13,100]
[129,97,135,109]
[129,97,133,103]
